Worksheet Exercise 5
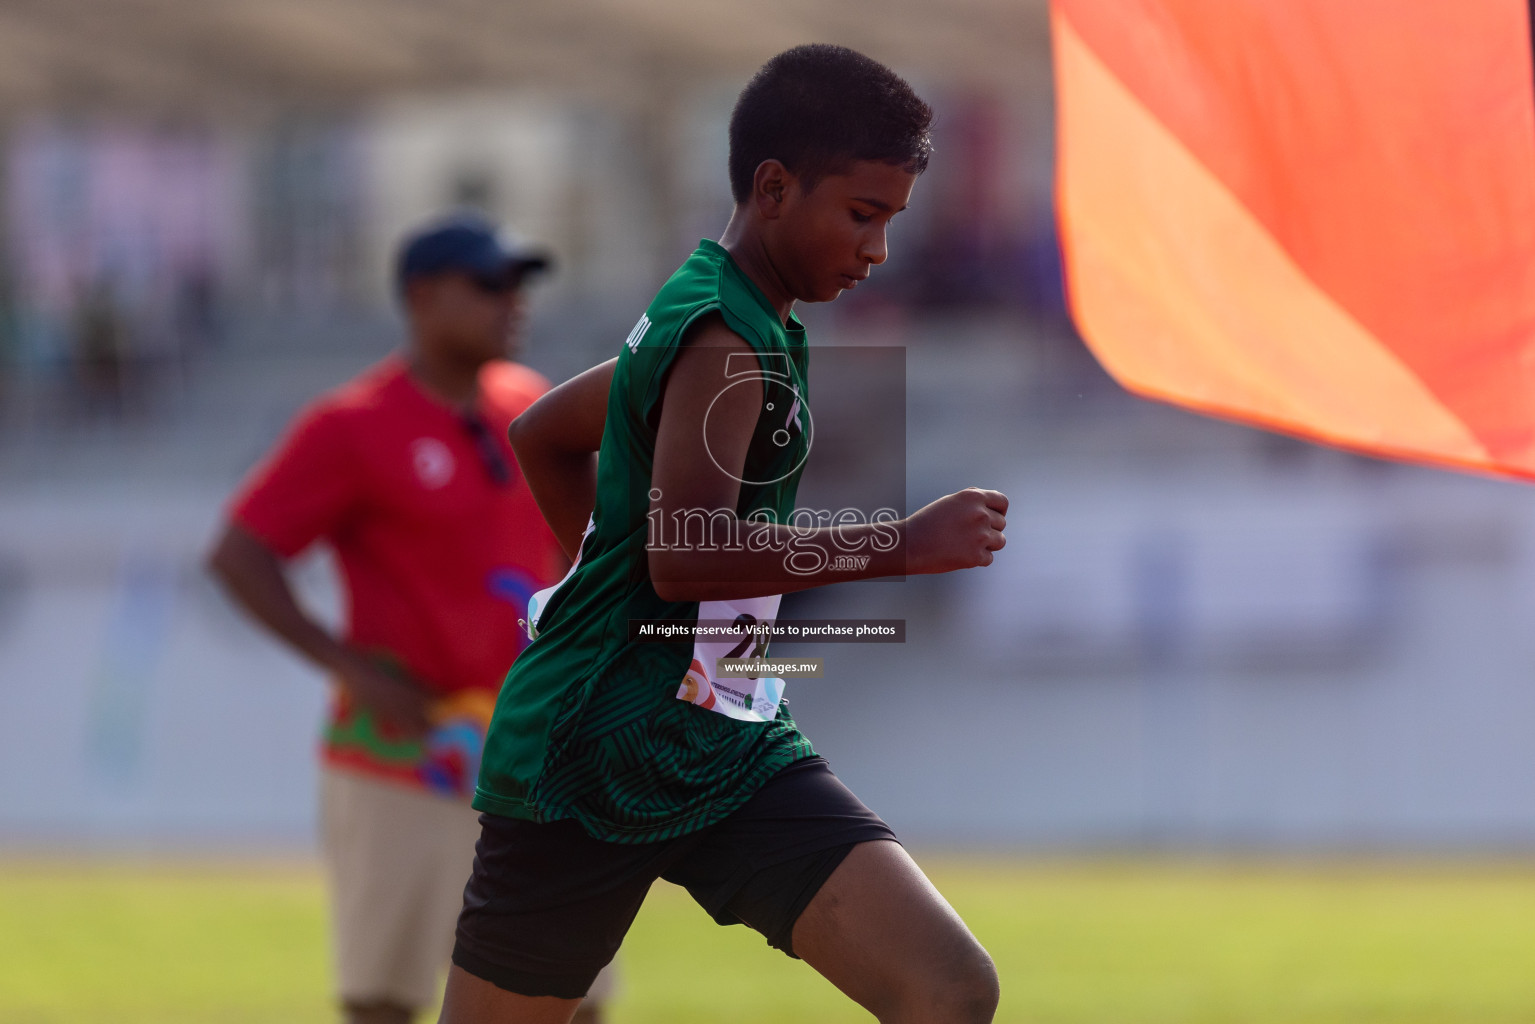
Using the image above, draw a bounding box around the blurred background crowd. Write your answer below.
[5,0,1535,856]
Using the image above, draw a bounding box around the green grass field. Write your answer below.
[5,857,1535,1023]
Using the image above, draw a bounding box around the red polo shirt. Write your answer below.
[229,355,563,794]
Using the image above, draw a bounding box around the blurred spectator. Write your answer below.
[69,274,129,417]
[206,214,614,1024]
[4,121,242,410]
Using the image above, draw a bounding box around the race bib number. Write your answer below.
[675,595,785,722]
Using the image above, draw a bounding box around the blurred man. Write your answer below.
[208,214,615,1024]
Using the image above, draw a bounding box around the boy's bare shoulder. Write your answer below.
[680,310,753,351]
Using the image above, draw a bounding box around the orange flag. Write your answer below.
[1053,0,1535,479]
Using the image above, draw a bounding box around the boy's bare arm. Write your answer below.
[648,317,1007,602]
[508,357,618,559]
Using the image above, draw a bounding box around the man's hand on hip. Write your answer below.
[331,648,433,739]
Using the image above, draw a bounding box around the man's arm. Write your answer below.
[508,357,617,560]
[648,317,1007,602]
[206,522,430,735]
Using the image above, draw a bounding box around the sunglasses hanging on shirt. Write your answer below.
[459,413,516,487]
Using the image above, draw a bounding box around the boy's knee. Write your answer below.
[939,946,1000,1023]
[891,939,998,1024]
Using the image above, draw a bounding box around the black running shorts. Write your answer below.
[451,756,897,999]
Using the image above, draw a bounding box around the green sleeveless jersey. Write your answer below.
[472,239,817,843]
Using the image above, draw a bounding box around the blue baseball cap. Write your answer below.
[396,213,552,290]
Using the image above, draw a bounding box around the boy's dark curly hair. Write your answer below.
[728,44,934,203]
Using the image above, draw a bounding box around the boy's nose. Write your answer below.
[860,229,889,266]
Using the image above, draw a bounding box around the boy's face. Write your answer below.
[771,159,918,303]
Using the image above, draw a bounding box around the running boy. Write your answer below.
[441,45,1008,1024]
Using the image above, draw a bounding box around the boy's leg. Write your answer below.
[665,757,998,1024]
[439,965,582,1024]
[439,814,668,1024]
[438,962,615,1024]
[790,840,999,1024]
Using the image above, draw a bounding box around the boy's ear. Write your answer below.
[752,159,793,219]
